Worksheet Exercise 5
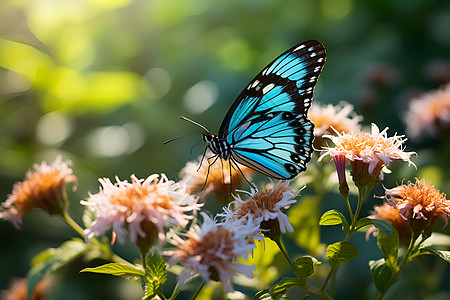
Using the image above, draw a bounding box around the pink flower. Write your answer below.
[319,124,416,187]
[1,155,76,228]
[404,84,450,140]
[219,181,299,240]
[166,213,258,292]
[386,178,450,237]
[82,174,202,246]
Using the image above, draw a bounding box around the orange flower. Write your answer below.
[309,102,362,149]
[179,153,254,203]
[0,276,52,300]
[319,124,415,188]
[166,213,258,292]
[386,178,450,238]
[404,84,450,140]
[82,174,202,249]
[219,181,299,241]
[0,155,77,228]
[368,204,412,245]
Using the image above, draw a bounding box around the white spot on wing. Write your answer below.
[294,44,306,51]
[263,83,275,94]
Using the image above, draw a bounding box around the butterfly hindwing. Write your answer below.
[218,40,326,179]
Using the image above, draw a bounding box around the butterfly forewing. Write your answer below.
[217,40,326,180]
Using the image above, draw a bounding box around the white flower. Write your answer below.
[404,84,450,140]
[319,124,416,177]
[219,181,299,238]
[166,213,258,292]
[81,174,202,245]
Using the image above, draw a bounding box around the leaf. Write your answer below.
[269,277,299,299]
[354,217,373,231]
[292,256,316,286]
[80,263,145,278]
[422,232,450,249]
[371,219,393,237]
[319,210,350,234]
[288,196,322,255]
[369,259,392,293]
[27,239,88,300]
[416,247,450,263]
[326,241,358,265]
[377,229,399,272]
[141,251,167,300]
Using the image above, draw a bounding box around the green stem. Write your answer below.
[275,237,294,269]
[140,248,147,270]
[376,232,420,300]
[61,210,86,238]
[343,194,354,221]
[191,281,205,300]
[305,283,334,300]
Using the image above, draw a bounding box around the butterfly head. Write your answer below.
[202,132,231,159]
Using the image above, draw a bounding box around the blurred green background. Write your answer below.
[1,0,450,299]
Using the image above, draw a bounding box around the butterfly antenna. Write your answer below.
[163,130,203,145]
[180,116,209,132]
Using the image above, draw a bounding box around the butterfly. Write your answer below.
[200,40,326,181]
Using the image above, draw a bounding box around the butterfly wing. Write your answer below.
[218,40,326,179]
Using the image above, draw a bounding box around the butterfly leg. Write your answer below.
[230,158,256,190]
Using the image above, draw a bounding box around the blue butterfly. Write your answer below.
[201,40,326,180]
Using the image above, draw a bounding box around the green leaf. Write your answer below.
[377,228,399,272]
[80,263,145,279]
[422,232,450,249]
[292,256,316,286]
[354,217,373,231]
[269,277,299,299]
[319,210,350,234]
[371,219,393,237]
[288,196,322,255]
[326,241,358,265]
[27,239,88,300]
[417,247,450,263]
[141,251,167,300]
[369,259,392,293]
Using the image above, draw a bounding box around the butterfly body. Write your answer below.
[203,40,326,180]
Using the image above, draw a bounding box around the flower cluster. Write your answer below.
[320,124,416,190]
[404,83,450,140]
[166,213,258,292]
[219,181,299,241]
[179,153,254,202]
[309,102,362,148]
[386,178,450,238]
[0,155,76,228]
[82,174,202,249]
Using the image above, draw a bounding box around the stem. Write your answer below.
[61,210,86,238]
[140,248,147,270]
[343,194,354,221]
[191,281,205,300]
[305,283,334,300]
[376,232,420,300]
[275,237,294,269]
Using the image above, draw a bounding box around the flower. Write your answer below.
[0,155,77,228]
[179,153,254,203]
[0,276,52,300]
[219,181,299,241]
[309,102,362,148]
[404,83,450,140]
[166,213,258,292]
[82,174,202,249]
[319,124,416,188]
[367,203,412,245]
[386,178,450,238]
